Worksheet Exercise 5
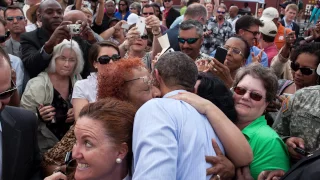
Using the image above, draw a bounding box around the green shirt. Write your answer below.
[180,6,187,15]
[242,116,290,180]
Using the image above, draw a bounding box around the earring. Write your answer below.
[116,158,122,164]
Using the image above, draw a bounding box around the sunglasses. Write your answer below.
[233,86,264,101]
[0,80,17,100]
[243,29,260,36]
[6,16,24,22]
[290,62,315,76]
[164,0,171,2]
[143,12,154,15]
[140,34,148,40]
[217,10,226,14]
[223,45,244,56]
[119,3,126,6]
[96,54,121,64]
[177,37,199,44]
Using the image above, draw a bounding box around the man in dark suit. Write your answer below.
[20,0,96,79]
[280,3,300,38]
[0,47,41,180]
[163,0,180,28]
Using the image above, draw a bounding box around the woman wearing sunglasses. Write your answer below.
[230,64,290,179]
[20,39,84,155]
[119,15,162,71]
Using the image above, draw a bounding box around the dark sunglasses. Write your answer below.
[177,37,199,44]
[243,29,260,36]
[217,10,226,14]
[6,16,24,21]
[119,3,126,6]
[164,0,171,2]
[143,12,154,15]
[140,34,148,40]
[96,54,121,64]
[0,80,17,100]
[233,86,264,101]
[290,62,315,76]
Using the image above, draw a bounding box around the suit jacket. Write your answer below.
[280,19,300,38]
[165,8,180,29]
[1,106,42,180]
[20,28,93,79]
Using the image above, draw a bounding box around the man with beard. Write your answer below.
[178,19,211,61]
[210,15,268,67]
[201,5,233,54]
[0,47,42,180]
[4,5,27,58]
[20,0,96,79]
[0,17,24,96]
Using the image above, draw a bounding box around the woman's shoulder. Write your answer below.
[26,72,50,88]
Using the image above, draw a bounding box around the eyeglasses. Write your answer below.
[233,86,264,101]
[0,80,17,100]
[143,12,154,15]
[125,75,154,86]
[243,29,260,36]
[130,7,136,10]
[6,16,24,22]
[164,0,171,2]
[119,3,126,6]
[140,34,148,40]
[97,54,121,64]
[290,62,315,76]
[177,37,199,44]
[223,45,244,56]
[217,11,225,14]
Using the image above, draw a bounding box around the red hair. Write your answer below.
[97,58,145,101]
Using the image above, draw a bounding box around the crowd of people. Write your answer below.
[1,0,320,179]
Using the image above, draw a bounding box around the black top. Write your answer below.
[91,13,112,34]
[46,80,73,140]
[165,8,180,28]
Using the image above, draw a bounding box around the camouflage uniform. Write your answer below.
[273,85,320,152]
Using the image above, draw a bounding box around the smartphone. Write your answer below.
[214,46,228,64]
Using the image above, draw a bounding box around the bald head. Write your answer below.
[64,10,87,23]
[229,6,239,18]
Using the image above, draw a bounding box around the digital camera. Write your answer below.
[67,24,81,35]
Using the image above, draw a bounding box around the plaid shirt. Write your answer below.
[201,17,233,55]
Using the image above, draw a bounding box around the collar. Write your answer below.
[283,17,294,28]
[163,90,186,98]
[242,115,266,140]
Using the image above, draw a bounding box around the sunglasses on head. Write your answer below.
[140,34,148,40]
[6,16,24,22]
[233,86,264,101]
[177,37,199,44]
[290,62,315,76]
[0,80,17,100]
[96,54,121,64]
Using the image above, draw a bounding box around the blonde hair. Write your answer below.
[285,4,298,12]
[46,39,84,76]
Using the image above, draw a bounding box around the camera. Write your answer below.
[67,24,81,35]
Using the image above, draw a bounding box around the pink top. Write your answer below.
[264,43,279,67]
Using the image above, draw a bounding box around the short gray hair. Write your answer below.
[155,51,198,92]
[179,19,203,37]
[233,63,278,102]
[130,2,141,13]
[184,4,207,23]
[46,39,84,76]
[105,0,115,5]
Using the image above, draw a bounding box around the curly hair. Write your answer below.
[97,58,145,101]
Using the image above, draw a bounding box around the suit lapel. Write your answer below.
[1,108,21,180]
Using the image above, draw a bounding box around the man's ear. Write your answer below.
[239,29,245,36]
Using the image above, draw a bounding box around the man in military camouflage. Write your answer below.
[273,85,320,162]
[201,4,233,54]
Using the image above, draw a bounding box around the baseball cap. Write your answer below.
[259,20,278,37]
[317,63,320,76]
[260,7,279,22]
[127,13,139,25]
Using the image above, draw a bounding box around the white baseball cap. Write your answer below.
[260,7,279,22]
[317,64,320,76]
[259,20,278,37]
[127,13,139,25]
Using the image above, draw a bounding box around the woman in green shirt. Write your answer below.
[232,64,290,179]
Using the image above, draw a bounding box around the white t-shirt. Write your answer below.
[72,73,97,103]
